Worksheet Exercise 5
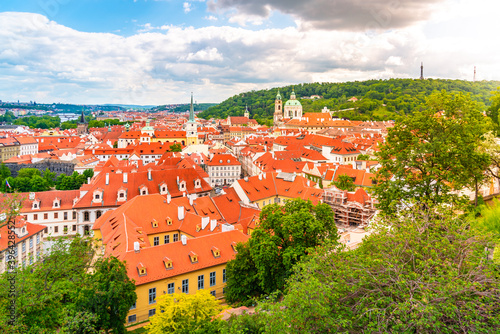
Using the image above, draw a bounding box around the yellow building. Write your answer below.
[92,194,250,325]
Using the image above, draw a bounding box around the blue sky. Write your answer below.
[0,0,499,105]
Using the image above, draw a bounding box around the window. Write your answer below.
[29,238,33,249]
[210,290,216,297]
[223,287,226,294]
[130,302,136,310]
[72,211,77,220]
[44,213,48,220]
[33,214,38,221]
[96,211,102,219]
[164,235,170,244]
[54,226,58,233]
[54,212,58,219]
[64,212,68,220]
[83,211,90,222]
[198,275,204,290]
[182,279,189,293]
[210,272,216,287]
[149,288,156,304]
[154,237,159,246]
[72,225,76,232]
[36,234,40,244]
[168,283,175,294]
[173,233,179,242]
[148,309,156,317]
[223,269,227,283]
[128,315,136,323]
[95,194,100,200]
[22,242,26,253]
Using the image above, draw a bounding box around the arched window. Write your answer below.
[83,211,90,222]
[96,211,102,219]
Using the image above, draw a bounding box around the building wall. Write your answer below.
[0,229,44,273]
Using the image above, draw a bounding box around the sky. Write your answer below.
[0,0,499,105]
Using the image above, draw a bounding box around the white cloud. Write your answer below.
[0,9,499,105]
[183,2,192,13]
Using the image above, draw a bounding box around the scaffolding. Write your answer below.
[323,189,376,228]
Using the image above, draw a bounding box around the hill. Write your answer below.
[197,79,500,124]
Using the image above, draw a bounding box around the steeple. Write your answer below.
[189,92,195,122]
[79,107,85,124]
[420,62,424,80]
[244,104,249,118]
[276,89,282,101]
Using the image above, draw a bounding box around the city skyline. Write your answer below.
[0,0,499,105]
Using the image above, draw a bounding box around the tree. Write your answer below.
[264,204,500,333]
[147,290,225,334]
[29,175,50,192]
[42,168,56,188]
[225,199,336,304]
[17,168,41,179]
[170,143,182,152]
[74,257,137,334]
[331,174,356,191]
[356,153,371,160]
[0,236,136,333]
[373,91,492,215]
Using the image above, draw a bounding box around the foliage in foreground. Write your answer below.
[146,290,225,334]
[224,198,337,305]
[0,236,136,333]
[261,204,500,333]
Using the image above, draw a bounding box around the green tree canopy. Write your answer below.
[263,204,500,333]
[225,199,337,304]
[373,90,493,214]
[331,174,356,191]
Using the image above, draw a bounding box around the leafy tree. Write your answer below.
[146,290,225,334]
[264,204,500,333]
[170,143,182,152]
[43,168,56,187]
[73,257,137,334]
[356,153,371,160]
[17,168,41,179]
[0,236,136,333]
[83,169,94,181]
[223,312,267,334]
[29,175,50,192]
[373,91,492,215]
[225,199,336,304]
[331,174,356,191]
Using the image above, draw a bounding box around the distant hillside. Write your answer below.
[197,79,500,123]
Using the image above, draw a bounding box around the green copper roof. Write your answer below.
[276,89,282,100]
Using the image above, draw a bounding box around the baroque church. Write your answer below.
[273,89,303,127]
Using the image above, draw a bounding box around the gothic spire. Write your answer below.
[189,92,195,122]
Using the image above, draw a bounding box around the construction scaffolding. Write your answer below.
[323,188,376,228]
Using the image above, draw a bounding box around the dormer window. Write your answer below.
[179,181,186,191]
[137,263,147,276]
[159,183,168,195]
[194,179,201,188]
[211,246,221,258]
[139,186,148,196]
[93,190,103,203]
[189,251,198,263]
[166,217,172,226]
[231,241,238,253]
[163,257,173,270]
[32,201,39,210]
[151,219,158,228]
[52,198,60,208]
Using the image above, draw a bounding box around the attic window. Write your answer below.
[151,220,158,228]
[163,257,173,270]
[137,263,147,276]
[189,251,198,263]
[166,218,172,226]
[211,246,221,258]
[231,242,238,253]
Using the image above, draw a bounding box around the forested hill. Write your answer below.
[197,79,500,124]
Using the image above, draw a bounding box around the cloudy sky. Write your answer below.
[0,0,499,105]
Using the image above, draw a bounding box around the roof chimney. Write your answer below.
[259,174,262,180]
[167,194,171,204]
[105,173,109,185]
[307,180,310,187]
[210,219,217,232]
[201,216,209,230]
[189,195,194,206]
[177,176,179,184]
[134,241,140,253]
[123,172,128,183]
[148,169,152,181]
[181,234,187,245]
[178,206,185,220]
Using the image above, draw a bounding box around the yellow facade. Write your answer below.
[127,264,227,324]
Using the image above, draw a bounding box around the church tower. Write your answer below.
[273,90,283,127]
[186,92,198,146]
[244,105,250,119]
[420,62,424,80]
[76,107,88,135]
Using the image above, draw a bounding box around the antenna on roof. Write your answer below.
[473,66,476,82]
[419,62,424,80]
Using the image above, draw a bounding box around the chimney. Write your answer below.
[178,206,185,220]
[210,219,217,232]
[244,176,249,182]
[105,173,109,185]
[134,241,140,253]
[177,176,179,184]
[263,173,266,179]
[189,195,193,206]
[181,235,187,245]
[201,216,210,230]
[148,169,152,181]
[123,172,128,183]
[259,174,262,180]
[307,180,311,187]
[87,177,90,184]
[167,194,171,204]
